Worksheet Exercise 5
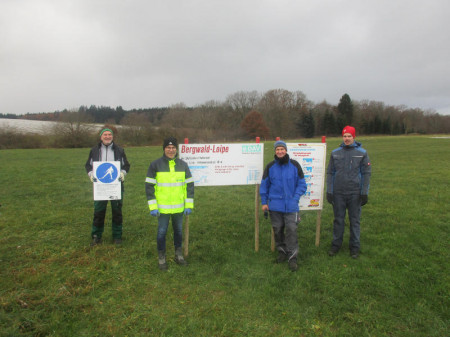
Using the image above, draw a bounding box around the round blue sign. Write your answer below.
[95,163,119,183]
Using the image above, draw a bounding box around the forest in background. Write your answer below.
[1,89,449,148]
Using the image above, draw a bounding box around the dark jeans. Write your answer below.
[332,194,361,251]
[270,211,299,259]
[157,212,184,252]
[92,199,123,240]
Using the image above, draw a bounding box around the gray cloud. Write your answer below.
[1,0,449,114]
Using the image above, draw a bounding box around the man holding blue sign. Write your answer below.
[85,128,130,246]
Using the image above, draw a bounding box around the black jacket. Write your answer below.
[85,142,130,174]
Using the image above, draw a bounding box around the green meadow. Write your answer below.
[0,135,448,336]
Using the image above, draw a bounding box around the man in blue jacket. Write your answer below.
[260,140,307,271]
[326,126,371,259]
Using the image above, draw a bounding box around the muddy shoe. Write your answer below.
[90,235,102,247]
[174,247,188,266]
[288,257,298,272]
[276,251,288,263]
[158,250,168,271]
[350,250,359,259]
[328,246,340,257]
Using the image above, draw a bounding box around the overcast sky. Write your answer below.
[1,0,449,115]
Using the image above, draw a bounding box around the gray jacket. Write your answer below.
[327,141,371,195]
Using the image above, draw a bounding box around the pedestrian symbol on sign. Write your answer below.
[96,163,118,183]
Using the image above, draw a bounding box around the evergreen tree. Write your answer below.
[337,93,353,127]
[298,111,315,138]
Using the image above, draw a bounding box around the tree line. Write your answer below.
[1,89,449,148]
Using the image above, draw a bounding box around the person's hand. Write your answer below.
[360,195,368,206]
[150,210,160,217]
[326,193,333,204]
[262,204,269,212]
[119,172,125,182]
[90,175,97,183]
[184,208,192,215]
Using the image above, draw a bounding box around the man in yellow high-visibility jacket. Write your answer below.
[145,137,194,270]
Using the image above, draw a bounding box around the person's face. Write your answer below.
[164,145,177,159]
[275,146,287,158]
[343,133,354,146]
[100,131,113,145]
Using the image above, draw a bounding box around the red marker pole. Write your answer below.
[322,136,326,143]
[184,138,189,144]
[275,137,280,141]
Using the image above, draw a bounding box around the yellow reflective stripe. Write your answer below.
[146,177,157,184]
[159,203,184,209]
[185,177,194,183]
[157,182,184,187]
[148,200,157,205]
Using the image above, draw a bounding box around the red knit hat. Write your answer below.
[342,125,356,138]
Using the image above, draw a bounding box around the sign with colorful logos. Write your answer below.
[287,143,327,210]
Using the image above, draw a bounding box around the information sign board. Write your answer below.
[179,143,264,186]
[287,143,327,210]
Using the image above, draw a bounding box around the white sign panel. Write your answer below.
[179,143,264,186]
[93,161,122,200]
[287,143,327,210]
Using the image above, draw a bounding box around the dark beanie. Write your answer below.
[163,136,178,149]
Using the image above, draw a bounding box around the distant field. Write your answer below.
[0,118,104,135]
[0,135,448,336]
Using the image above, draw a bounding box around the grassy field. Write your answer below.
[0,135,448,336]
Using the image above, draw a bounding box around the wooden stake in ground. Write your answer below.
[255,184,260,252]
[183,215,189,257]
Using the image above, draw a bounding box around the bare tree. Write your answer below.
[53,109,95,147]
[120,112,152,145]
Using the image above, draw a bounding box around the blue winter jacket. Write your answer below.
[260,154,307,213]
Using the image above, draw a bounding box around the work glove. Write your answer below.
[360,195,368,206]
[326,193,333,204]
[119,172,125,182]
[184,208,192,215]
[150,210,160,217]
[90,175,97,183]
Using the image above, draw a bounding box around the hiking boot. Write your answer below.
[350,250,359,259]
[158,250,168,271]
[288,257,298,272]
[174,247,188,266]
[276,251,288,263]
[113,238,122,245]
[90,235,102,247]
[328,246,340,257]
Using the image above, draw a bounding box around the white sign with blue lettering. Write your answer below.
[179,143,264,186]
[93,161,121,200]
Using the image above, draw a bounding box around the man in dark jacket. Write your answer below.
[326,126,371,258]
[260,140,307,271]
[85,128,130,246]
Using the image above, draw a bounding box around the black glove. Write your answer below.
[326,193,334,204]
[360,195,368,206]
